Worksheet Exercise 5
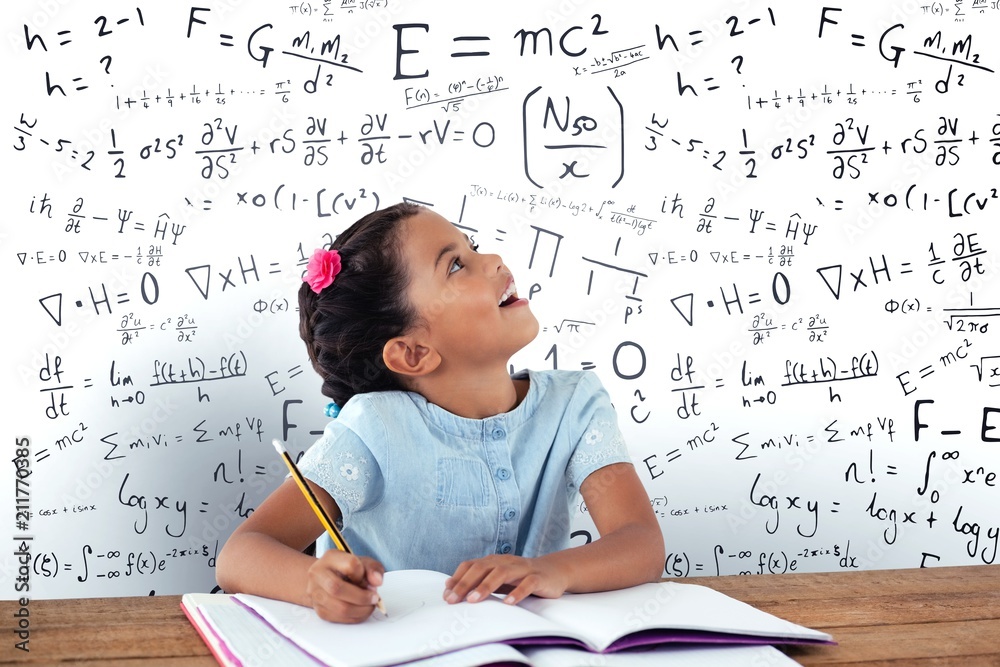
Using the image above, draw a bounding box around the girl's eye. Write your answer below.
[448,243,479,274]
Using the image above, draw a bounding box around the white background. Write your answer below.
[3,0,999,599]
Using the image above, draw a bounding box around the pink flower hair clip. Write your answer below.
[304,248,342,294]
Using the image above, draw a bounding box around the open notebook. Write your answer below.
[183,569,832,667]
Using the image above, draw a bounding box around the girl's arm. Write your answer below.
[444,462,664,605]
[216,478,384,623]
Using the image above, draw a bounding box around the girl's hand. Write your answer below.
[443,555,568,606]
[306,550,385,623]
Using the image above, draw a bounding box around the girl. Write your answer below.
[216,203,665,623]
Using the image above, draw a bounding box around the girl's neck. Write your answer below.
[414,365,527,420]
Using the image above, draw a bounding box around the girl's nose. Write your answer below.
[481,252,503,274]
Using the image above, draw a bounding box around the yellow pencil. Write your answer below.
[272,439,386,614]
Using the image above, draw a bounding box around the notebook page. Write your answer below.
[199,603,319,667]
[519,582,832,651]
[203,599,532,667]
[236,569,580,667]
[523,644,802,667]
[393,643,531,667]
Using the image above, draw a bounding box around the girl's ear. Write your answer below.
[382,335,440,377]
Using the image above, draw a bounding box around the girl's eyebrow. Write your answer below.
[434,242,458,271]
[433,235,473,271]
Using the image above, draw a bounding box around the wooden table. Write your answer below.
[4,564,998,665]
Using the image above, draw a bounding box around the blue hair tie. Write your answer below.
[324,402,341,419]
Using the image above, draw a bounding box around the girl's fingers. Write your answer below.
[358,556,385,587]
[444,559,492,603]
[445,556,530,603]
[499,575,542,605]
[307,552,383,622]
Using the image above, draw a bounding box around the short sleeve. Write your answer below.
[296,420,384,518]
[565,373,632,491]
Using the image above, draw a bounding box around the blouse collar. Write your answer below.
[406,369,540,438]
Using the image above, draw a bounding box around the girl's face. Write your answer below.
[398,209,539,369]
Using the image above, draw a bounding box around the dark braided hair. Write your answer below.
[299,202,423,407]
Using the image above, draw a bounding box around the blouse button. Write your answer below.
[496,467,511,481]
[504,508,517,521]
[492,427,506,440]
[499,542,513,554]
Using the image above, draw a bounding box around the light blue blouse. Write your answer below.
[297,369,632,574]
